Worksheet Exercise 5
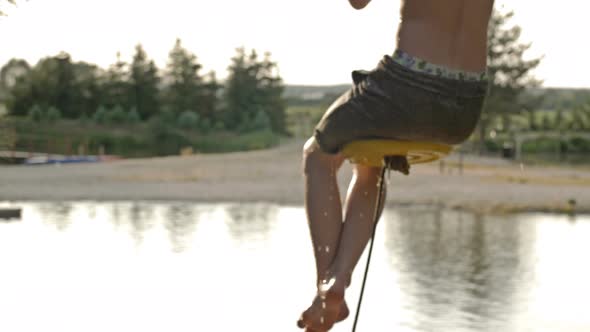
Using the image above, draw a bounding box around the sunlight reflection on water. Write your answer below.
[0,202,589,332]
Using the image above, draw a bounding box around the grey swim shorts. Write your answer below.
[313,53,489,154]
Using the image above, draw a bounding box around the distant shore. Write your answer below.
[1,140,589,214]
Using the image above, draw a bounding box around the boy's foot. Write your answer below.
[297,277,348,331]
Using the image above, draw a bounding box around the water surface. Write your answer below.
[0,202,589,332]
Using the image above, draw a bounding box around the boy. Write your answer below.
[298,0,494,331]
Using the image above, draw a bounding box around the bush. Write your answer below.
[28,105,44,123]
[93,105,108,124]
[238,110,272,133]
[46,107,61,123]
[568,137,590,152]
[159,106,176,126]
[199,117,212,133]
[127,107,141,124]
[484,139,502,152]
[522,137,560,153]
[177,111,199,130]
[79,111,89,124]
[214,121,225,131]
[105,105,127,124]
[87,134,148,157]
[148,121,191,156]
[251,110,272,131]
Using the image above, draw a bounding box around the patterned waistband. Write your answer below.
[392,49,488,82]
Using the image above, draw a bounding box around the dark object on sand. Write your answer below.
[0,208,22,220]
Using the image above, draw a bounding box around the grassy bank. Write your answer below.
[8,117,282,158]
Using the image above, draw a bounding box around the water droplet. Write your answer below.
[325,246,330,253]
[323,211,328,216]
[360,213,364,218]
[364,191,369,196]
[322,301,326,309]
[320,316,325,324]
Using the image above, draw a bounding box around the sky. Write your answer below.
[0,0,588,88]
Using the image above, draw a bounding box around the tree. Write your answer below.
[201,70,221,122]
[0,59,31,115]
[3,53,101,119]
[5,53,77,117]
[223,48,286,133]
[130,44,160,120]
[163,39,210,118]
[478,9,542,152]
[102,52,130,110]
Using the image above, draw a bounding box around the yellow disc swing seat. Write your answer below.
[342,139,453,167]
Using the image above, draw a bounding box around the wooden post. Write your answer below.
[459,150,464,176]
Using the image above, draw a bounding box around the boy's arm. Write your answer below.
[348,0,371,10]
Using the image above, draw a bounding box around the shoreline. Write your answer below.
[1,140,589,215]
[2,198,587,216]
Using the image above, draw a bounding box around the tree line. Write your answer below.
[0,39,287,134]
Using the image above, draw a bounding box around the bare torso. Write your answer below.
[396,0,494,72]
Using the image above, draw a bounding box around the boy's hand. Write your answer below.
[349,0,371,10]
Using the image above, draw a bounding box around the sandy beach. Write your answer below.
[1,139,589,214]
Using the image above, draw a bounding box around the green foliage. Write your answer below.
[46,106,61,123]
[177,110,199,129]
[249,109,272,132]
[105,105,127,124]
[214,121,225,131]
[223,48,286,133]
[540,114,552,130]
[27,104,43,122]
[147,120,191,156]
[1,41,287,154]
[103,52,130,110]
[522,137,560,153]
[3,54,101,119]
[162,39,218,121]
[92,105,108,124]
[199,117,212,133]
[478,9,543,151]
[130,44,160,120]
[79,111,89,124]
[127,107,141,124]
[568,137,590,153]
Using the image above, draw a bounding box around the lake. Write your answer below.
[0,202,589,332]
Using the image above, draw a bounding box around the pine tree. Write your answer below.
[163,39,206,117]
[130,44,160,120]
[102,52,130,110]
[479,10,542,151]
[223,48,286,133]
[201,71,221,121]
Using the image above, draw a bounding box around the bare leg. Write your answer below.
[328,164,386,285]
[298,138,386,331]
[298,137,347,331]
[302,138,346,284]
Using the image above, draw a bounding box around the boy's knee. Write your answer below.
[302,137,343,175]
[302,138,323,174]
